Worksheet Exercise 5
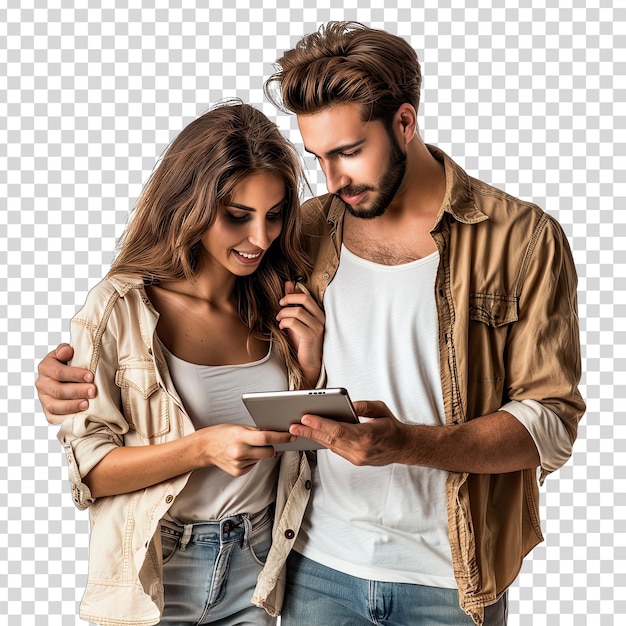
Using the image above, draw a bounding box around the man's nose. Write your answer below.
[323,162,349,195]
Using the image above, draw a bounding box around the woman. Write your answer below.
[57,101,323,625]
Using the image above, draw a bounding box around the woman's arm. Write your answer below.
[83,424,295,497]
[58,281,296,503]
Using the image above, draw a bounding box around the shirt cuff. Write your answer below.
[500,399,573,477]
[58,420,121,510]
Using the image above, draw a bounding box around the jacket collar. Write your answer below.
[428,144,488,227]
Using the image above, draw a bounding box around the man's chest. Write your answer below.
[342,216,437,265]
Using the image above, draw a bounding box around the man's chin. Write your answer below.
[343,199,388,220]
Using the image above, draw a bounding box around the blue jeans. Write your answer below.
[158,508,275,625]
[281,551,508,626]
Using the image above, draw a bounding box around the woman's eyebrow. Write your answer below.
[226,198,287,212]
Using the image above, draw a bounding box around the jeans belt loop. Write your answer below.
[179,523,193,552]
[241,515,253,550]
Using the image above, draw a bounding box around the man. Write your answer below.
[37,22,584,626]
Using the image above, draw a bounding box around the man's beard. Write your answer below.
[339,135,408,220]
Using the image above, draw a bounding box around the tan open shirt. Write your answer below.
[295,145,585,624]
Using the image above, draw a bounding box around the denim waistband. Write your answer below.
[160,506,272,552]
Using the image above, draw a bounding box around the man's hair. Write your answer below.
[265,21,422,126]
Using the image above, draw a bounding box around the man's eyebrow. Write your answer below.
[226,198,287,212]
[304,139,365,159]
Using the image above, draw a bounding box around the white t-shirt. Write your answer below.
[295,245,457,587]
[161,343,288,522]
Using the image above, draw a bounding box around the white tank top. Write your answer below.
[295,245,456,587]
[161,342,288,522]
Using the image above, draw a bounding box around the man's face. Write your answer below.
[297,103,407,219]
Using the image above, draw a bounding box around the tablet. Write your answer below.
[241,387,359,451]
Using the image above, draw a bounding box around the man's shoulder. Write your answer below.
[469,175,543,215]
[300,193,339,237]
[464,173,555,238]
[301,193,334,219]
[432,145,550,232]
[459,175,574,272]
[439,150,574,267]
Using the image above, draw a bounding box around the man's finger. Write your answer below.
[53,343,75,363]
[40,398,89,424]
[37,345,93,383]
[289,415,351,448]
[38,359,94,384]
[351,400,390,418]
[288,421,327,446]
[37,378,96,401]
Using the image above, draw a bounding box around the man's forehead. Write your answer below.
[296,105,373,155]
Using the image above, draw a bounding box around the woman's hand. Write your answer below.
[276,280,325,387]
[193,424,295,476]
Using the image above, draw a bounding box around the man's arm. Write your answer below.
[36,344,97,423]
[290,401,540,473]
[292,215,583,474]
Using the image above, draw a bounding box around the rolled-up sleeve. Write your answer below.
[504,214,586,464]
[501,399,573,478]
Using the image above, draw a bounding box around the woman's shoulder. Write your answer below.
[73,274,148,322]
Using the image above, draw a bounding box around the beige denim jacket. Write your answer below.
[58,275,311,625]
[298,145,585,625]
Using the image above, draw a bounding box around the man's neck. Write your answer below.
[387,138,446,219]
[342,139,445,265]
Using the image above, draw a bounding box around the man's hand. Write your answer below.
[289,400,415,466]
[36,344,97,423]
[290,401,541,473]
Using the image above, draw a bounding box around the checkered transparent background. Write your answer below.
[1,0,624,624]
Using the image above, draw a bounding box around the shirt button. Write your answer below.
[165,495,173,504]
[284,529,295,540]
[322,272,329,280]
[305,480,312,490]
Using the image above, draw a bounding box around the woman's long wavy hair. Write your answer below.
[109,101,312,387]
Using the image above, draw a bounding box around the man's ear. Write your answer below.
[394,103,418,145]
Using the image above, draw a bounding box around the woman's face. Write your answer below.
[199,170,287,278]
